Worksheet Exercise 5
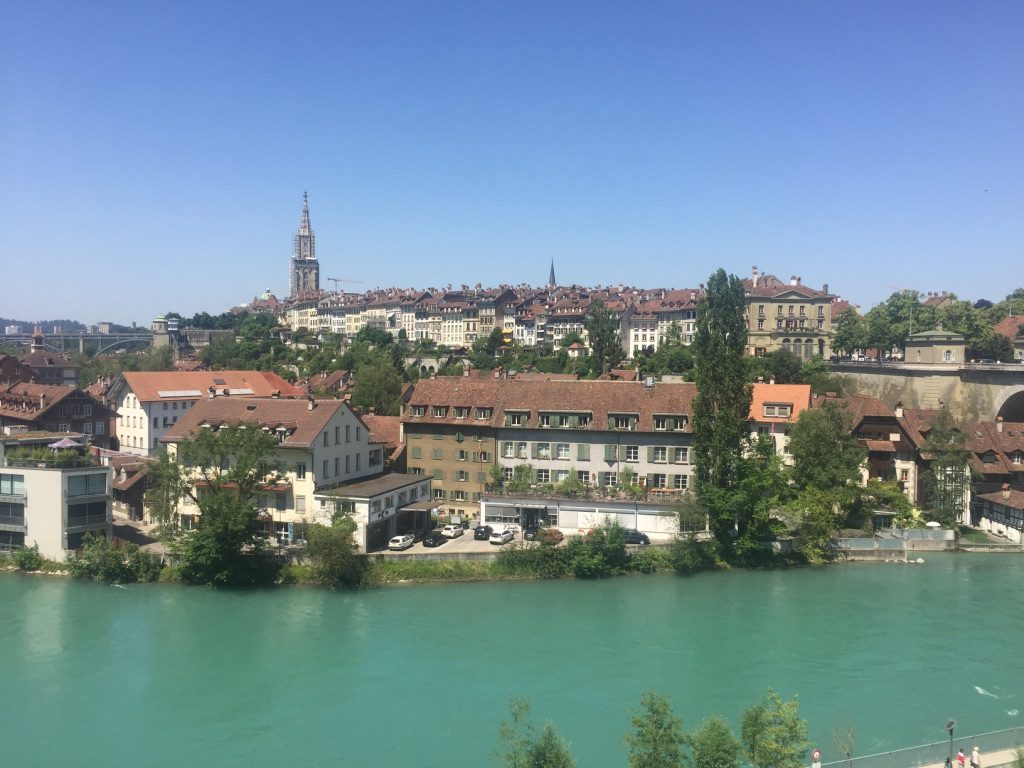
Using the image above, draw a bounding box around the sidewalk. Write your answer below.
[918,748,1021,768]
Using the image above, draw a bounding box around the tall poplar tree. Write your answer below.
[692,268,751,557]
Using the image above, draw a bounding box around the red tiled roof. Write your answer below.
[993,316,1024,341]
[403,378,696,431]
[161,396,352,448]
[976,488,1024,511]
[749,383,812,423]
[122,371,304,402]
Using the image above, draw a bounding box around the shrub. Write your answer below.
[13,543,43,572]
[628,546,672,574]
[66,534,162,583]
[670,535,719,575]
[493,544,572,579]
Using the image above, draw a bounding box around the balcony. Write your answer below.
[0,512,26,530]
[66,513,109,529]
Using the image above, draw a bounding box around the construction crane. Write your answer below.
[327,277,365,292]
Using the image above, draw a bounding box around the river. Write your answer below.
[3,554,1021,767]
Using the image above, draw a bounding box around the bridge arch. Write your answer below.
[996,388,1024,422]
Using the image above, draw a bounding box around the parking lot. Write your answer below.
[373,526,531,555]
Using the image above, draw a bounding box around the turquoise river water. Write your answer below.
[3,554,1022,767]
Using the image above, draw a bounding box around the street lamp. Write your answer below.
[945,719,957,766]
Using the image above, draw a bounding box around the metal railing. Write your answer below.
[821,727,1023,768]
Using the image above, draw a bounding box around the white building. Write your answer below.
[109,371,304,456]
[160,395,385,543]
[0,431,112,561]
[313,473,434,551]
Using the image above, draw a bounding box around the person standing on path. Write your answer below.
[971,746,980,768]
[957,748,966,768]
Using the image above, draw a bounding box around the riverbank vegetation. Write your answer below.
[494,688,808,768]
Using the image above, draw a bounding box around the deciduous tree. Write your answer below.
[740,689,810,768]
[585,300,623,377]
[922,407,970,526]
[495,698,576,768]
[625,692,686,768]
[351,354,403,416]
[688,716,741,768]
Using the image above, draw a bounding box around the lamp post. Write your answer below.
[945,719,957,766]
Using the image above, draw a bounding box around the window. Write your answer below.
[457,450,467,461]
[0,474,26,496]
[537,469,550,483]
[603,472,618,487]
[479,451,490,462]
[68,473,106,497]
[153,417,158,428]
[654,416,668,431]
[673,447,688,464]
[537,442,551,459]
[502,442,515,458]
[453,407,468,419]
[653,447,667,463]
[516,442,528,459]
[411,447,422,459]
[433,488,446,499]
[1012,452,1023,465]
[345,424,351,442]
[475,408,491,420]
[625,445,639,462]
[411,406,426,417]
[558,414,570,428]
[453,490,467,501]
[334,426,340,444]
[506,411,527,426]
[456,470,468,482]
[503,467,514,481]
[555,469,569,483]
[323,431,328,447]
[556,443,570,460]
[431,406,448,418]
[355,454,361,470]
[578,414,592,427]
[345,455,351,473]
[334,457,340,475]
[651,473,667,488]
[432,448,443,460]
[295,463,306,479]
[356,426,361,441]
[577,470,590,484]
[673,475,689,490]
[758,319,765,330]
[763,404,792,418]
[538,414,551,428]
[163,402,168,411]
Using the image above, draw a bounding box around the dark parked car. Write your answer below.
[473,525,494,541]
[624,530,650,545]
[422,531,447,547]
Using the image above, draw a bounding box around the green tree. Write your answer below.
[351,354,403,415]
[692,269,752,558]
[922,407,970,526]
[830,308,868,358]
[585,300,624,377]
[787,402,864,494]
[303,515,368,587]
[507,464,533,493]
[688,716,742,768]
[864,291,937,355]
[354,325,394,347]
[740,689,810,768]
[495,698,576,768]
[625,692,686,768]
[147,425,282,585]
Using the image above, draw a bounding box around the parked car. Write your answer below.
[473,525,494,541]
[387,534,415,551]
[422,531,447,547]
[624,530,651,545]
[441,524,464,539]
[490,529,515,545]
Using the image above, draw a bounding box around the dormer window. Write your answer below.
[410,406,426,417]
[453,407,469,419]
[505,411,528,427]
[431,406,448,419]
[475,408,492,420]
[1012,451,1022,465]
[763,404,792,418]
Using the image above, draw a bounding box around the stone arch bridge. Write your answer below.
[833,361,1024,422]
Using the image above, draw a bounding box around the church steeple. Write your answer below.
[548,258,556,288]
[289,192,320,298]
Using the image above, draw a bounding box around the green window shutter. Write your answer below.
[669,474,678,487]
[607,416,615,429]
[577,443,590,461]
[668,447,677,464]
[532,469,540,483]
[531,443,540,459]
[669,417,678,431]
[598,472,608,486]
[617,445,627,461]
[604,444,616,462]
[433,448,443,460]
[570,415,579,428]
[647,447,656,462]
[411,447,422,459]
[432,469,444,480]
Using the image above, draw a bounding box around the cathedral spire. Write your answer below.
[548,258,556,288]
[290,192,320,298]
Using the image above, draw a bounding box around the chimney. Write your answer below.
[823,283,829,294]
[752,265,759,287]
[307,395,316,410]
[996,416,1003,433]
[208,386,216,399]
[757,376,764,383]
[790,275,798,286]
[895,401,904,419]
[769,376,775,386]
[1002,483,1010,500]
[39,393,47,409]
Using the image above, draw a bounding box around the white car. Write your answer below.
[387,534,415,551]
[441,524,464,538]
[490,529,515,545]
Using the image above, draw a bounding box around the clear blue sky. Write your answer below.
[2,0,1021,325]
